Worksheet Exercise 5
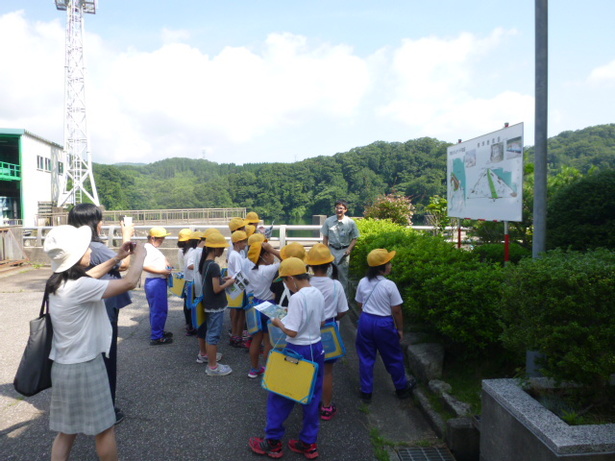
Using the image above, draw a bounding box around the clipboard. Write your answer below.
[261,349,318,404]
[245,306,262,335]
[267,320,287,349]
[321,322,346,360]
[169,273,185,297]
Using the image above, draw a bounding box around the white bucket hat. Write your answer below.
[44,225,92,273]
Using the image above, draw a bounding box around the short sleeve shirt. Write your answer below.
[144,243,167,279]
[247,263,280,301]
[309,276,349,320]
[49,277,111,364]
[88,241,131,310]
[355,275,403,316]
[321,215,360,248]
[282,286,326,345]
[201,260,227,312]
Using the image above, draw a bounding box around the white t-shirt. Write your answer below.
[144,243,167,279]
[282,286,326,346]
[183,247,195,282]
[310,276,349,320]
[227,249,244,278]
[192,247,204,296]
[355,275,403,316]
[247,262,280,301]
[49,277,111,364]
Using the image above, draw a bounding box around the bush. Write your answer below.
[547,169,615,251]
[499,248,615,390]
[363,192,414,226]
[473,243,531,265]
[351,219,505,352]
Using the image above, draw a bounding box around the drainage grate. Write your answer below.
[397,447,456,461]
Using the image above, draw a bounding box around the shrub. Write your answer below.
[363,192,414,226]
[473,243,531,265]
[351,219,505,352]
[547,169,615,251]
[499,248,615,390]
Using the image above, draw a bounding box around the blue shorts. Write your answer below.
[203,310,224,345]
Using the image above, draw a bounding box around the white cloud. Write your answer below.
[1,11,537,164]
[588,59,615,85]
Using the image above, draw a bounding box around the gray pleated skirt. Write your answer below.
[49,354,115,436]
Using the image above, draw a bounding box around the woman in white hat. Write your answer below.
[43,225,145,461]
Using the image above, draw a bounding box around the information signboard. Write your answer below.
[447,123,524,222]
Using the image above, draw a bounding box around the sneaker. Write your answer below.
[248,437,283,458]
[196,352,222,364]
[320,404,337,421]
[163,331,174,338]
[206,363,232,376]
[288,439,319,459]
[185,328,197,336]
[359,391,372,403]
[248,366,265,379]
[396,380,416,399]
[114,408,125,425]
[230,336,243,348]
[150,337,173,345]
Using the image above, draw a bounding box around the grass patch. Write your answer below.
[369,427,394,461]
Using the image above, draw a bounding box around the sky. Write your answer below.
[1,1,614,166]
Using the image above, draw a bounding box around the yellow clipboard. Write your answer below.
[261,349,318,404]
[169,273,185,297]
[321,322,346,360]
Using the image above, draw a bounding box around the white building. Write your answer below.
[0,128,65,226]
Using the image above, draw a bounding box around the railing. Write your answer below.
[21,224,324,249]
[21,224,460,249]
[0,161,21,181]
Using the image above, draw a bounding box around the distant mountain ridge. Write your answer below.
[93,123,615,222]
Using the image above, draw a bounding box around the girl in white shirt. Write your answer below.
[44,225,145,461]
[355,248,414,403]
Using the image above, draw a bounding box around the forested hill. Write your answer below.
[94,123,615,222]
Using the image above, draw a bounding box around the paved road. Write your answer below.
[0,267,438,460]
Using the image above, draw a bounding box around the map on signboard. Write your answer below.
[447,124,523,222]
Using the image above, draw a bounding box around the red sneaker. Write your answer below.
[249,437,283,458]
[288,439,319,459]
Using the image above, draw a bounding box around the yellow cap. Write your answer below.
[191,231,204,240]
[280,242,306,261]
[229,217,247,232]
[205,233,230,248]
[248,241,263,264]
[305,243,335,265]
[367,249,396,267]
[245,224,256,237]
[279,257,308,277]
[231,230,248,243]
[245,211,260,224]
[248,233,266,246]
[203,228,221,239]
[149,226,171,238]
[178,228,192,242]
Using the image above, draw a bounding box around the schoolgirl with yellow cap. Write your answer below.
[355,249,415,403]
[249,257,326,459]
[178,229,199,336]
[196,232,235,376]
[228,230,249,348]
[305,243,349,421]
[245,240,282,379]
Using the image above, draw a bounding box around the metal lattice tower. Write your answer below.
[55,0,99,206]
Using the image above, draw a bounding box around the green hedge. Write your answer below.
[499,248,615,389]
[473,243,531,265]
[351,219,505,352]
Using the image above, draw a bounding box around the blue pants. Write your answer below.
[145,278,169,340]
[265,342,325,444]
[356,313,408,394]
